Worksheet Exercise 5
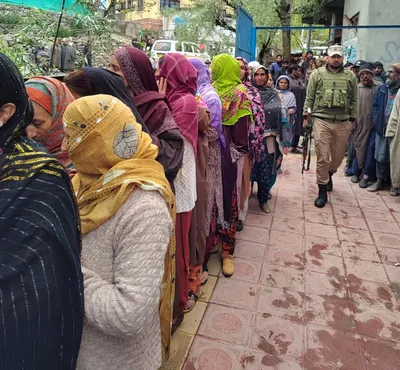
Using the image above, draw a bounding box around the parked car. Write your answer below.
[150,40,210,61]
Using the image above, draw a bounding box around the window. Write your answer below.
[137,0,143,10]
[160,0,180,10]
[183,43,193,53]
[192,44,202,54]
[153,41,171,52]
[175,42,182,52]
[127,0,132,8]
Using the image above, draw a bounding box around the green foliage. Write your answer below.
[0,3,116,77]
[167,0,329,60]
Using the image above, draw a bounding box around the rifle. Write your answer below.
[302,108,312,174]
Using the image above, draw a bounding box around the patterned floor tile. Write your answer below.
[337,227,374,245]
[304,293,357,332]
[341,242,380,263]
[269,230,304,250]
[220,258,262,284]
[303,201,334,214]
[334,215,369,230]
[304,324,366,370]
[239,349,303,369]
[260,264,305,291]
[344,258,389,284]
[237,225,270,244]
[378,246,400,265]
[306,253,345,277]
[363,337,400,370]
[271,216,304,235]
[303,210,335,225]
[363,209,396,222]
[183,336,243,370]
[348,277,396,311]
[199,276,218,303]
[330,195,359,207]
[178,301,208,335]
[358,198,389,211]
[160,331,194,370]
[245,212,273,229]
[273,206,304,220]
[371,231,400,248]
[332,204,363,218]
[257,286,304,323]
[210,278,260,311]
[355,307,400,342]
[266,245,305,270]
[207,253,221,277]
[366,219,400,235]
[305,271,347,299]
[305,236,342,257]
[235,239,268,261]
[249,314,304,358]
[198,303,254,346]
[305,222,338,239]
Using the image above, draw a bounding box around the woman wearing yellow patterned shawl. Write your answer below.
[210,54,252,277]
[62,94,175,370]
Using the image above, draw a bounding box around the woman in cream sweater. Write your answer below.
[62,94,176,370]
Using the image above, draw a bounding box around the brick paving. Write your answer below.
[162,154,400,370]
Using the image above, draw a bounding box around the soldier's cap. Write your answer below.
[327,45,343,57]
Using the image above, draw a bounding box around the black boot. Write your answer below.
[237,220,243,232]
[314,184,328,208]
[327,172,333,192]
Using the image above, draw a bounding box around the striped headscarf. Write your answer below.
[25,76,75,175]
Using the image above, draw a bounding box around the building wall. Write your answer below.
[342,0,400,67]
[121,0,193,30]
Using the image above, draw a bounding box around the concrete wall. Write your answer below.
[342,0,400,68]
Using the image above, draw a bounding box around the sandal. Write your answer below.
[183,292,199,313]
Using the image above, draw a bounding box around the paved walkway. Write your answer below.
[162,154,400,370]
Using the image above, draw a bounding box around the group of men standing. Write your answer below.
[51,38,77,72]
[346,62,400,196]
[302,43,400,206]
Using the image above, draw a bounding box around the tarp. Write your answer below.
[0,0,82,13]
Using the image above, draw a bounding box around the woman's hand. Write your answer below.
[157,77,167,96]
[283,147,289,155]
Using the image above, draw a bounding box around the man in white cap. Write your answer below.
[303,44,358,208]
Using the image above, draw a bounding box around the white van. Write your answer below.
[150,40,210,61]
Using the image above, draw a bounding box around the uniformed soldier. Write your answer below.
[303,44,358,208]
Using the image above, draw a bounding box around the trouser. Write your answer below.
[313,118,352,185]
[376,161,390,180]
[291,135,300,148]
[174,211,192,319]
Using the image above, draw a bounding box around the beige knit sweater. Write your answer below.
[76,189,172,370]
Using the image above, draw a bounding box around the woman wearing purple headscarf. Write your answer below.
[190,58,225,285]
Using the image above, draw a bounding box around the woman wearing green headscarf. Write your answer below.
[209,54,252,277]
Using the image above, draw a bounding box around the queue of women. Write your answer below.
[0,49,296,369]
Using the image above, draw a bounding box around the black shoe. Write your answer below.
[359,178,368,188]
[237,220,243,232]
[314,184,328,208]
[326,172,333,192]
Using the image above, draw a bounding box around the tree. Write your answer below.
[167,0,328,61]
[0,3,117,77]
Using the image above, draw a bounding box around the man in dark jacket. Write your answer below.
[367,64,400,192]
[373,61,388,84]
[270,54,283,82]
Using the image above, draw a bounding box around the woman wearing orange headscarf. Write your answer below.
[25,76,75,176]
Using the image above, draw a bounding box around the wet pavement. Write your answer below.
[161,154,400,370]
